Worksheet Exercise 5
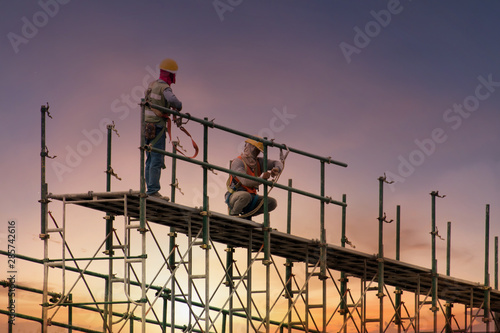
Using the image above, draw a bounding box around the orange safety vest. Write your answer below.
[227,156,261,194]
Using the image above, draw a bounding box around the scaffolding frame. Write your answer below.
[2,103,500,333]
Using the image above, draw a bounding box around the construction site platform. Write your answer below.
[49,190,500,312]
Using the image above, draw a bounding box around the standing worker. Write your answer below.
[144,58,182,199]
[225,138,283,219]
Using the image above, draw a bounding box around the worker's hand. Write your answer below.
[262,171,271,180]
[174,117,183,127]
[271,167,280,176]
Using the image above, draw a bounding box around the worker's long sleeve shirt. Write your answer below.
[230,157,283,188]
[163,86,182,111]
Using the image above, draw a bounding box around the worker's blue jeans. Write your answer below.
[145,124,166,194]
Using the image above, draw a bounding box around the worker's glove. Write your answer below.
[173,115,183,127]
[271,167,280,176]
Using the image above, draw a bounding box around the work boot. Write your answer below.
[149,192,170,201]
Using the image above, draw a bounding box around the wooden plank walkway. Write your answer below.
[49,190,500,312]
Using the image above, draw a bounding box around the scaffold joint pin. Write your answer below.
[379,173,395,184]
[200,243,211,250]
[318,274,329,281]
[430,190,446,198]
[262,259,273,266]
[107,121,120,137]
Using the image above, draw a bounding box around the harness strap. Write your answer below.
[226,157,260,194]
[148,107,199,159]
[242,194,260,214]
[178,125,199,158]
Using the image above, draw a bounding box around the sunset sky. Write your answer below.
[1,1,500,331]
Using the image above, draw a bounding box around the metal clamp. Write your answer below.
[171,179,184,195]
[430,190,446,198]
[378,212,393,224]
[379,173,395,184]
[105,167,122,181]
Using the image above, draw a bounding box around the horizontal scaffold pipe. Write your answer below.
[170,296,320,332]
[2,260,317,332]
[143,101,348,168]
[0,309,102,333]
[0,280,60,298]
[145,145,346,207]
[0,250,167,293]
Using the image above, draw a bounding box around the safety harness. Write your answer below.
[226,156,261,195]
[226,146,289,218]
[144,84,199,158]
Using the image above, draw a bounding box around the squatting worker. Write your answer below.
[225,138,283,218]
[143,58,182,200]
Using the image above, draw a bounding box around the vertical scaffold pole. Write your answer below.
[139,100,147,332]
[445,221,452,333]
[202,119,210,247]
[395,205,402,333]
[68,293,73,333]
[286,179,293,332]
[320,161,327,333]
[377,176,385,333]
[169,141,178,333]
[225,246,234,333]
[430,191,437,333]
[340,194,347,333]
[484,204,491,331]
[446,221,451,276]
[430,190,444,332]
[396,206,401,262]
[496,238,499,333]
[203,118,210,333]
[247,230,253,333]
[495,236,498,290]
[104,123,115,333]
[262,138,271,333]
[40,103,50,333]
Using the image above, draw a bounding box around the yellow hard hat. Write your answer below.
[245,138,264,152]
[159,58,178,74]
